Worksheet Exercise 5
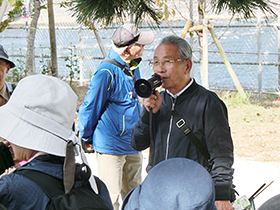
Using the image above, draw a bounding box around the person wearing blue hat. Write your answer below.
[258,194,280,210]
[121,158,217,210]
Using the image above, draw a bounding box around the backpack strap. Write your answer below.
[15,169,64,199]
[101,59,141,116]
[101,60,136,84]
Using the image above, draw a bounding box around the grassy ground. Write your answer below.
[219,91,280,162]
[75,83,280,162]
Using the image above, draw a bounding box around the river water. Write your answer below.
[1,18,279,92]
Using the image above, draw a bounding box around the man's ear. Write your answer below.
[123,46,130,56]
[185,59,192,73]
[5,64,10,74]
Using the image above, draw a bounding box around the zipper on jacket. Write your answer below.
[165,97,177,160]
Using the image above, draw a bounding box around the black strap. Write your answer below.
[16,169,64,199]
[101,59,140,116]
[172,109,210,160]
[164,95,210,161]
[148,107,155,172]
[101,60,136,83]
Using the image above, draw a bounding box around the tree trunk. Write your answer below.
[0,0,8,22]
[198,0,205,84]
[26,0,41,75]
[89,20,107,57]
[48,0,58,77]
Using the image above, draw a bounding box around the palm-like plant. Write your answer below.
[211,0,277,19]
[70,0,278,26]
[70,0,161,25]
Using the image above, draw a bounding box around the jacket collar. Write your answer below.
[107,47,142,67]
[166,78,199,98]
[164,79,199,110]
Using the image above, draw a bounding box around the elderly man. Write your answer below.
[78,23,155,209]
[0,44,15,107]
[131,35,236,210]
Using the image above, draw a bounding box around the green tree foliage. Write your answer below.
[69,0,161,26]
[68,0,277,27]
[0,0,23,32]
[210,0,277,19]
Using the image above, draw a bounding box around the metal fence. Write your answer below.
[1,5,279,97]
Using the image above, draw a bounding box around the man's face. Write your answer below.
[0,60,10,90]
[152,44,191,94]
[128,43,145,60]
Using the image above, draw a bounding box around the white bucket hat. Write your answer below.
[0,75,98,193]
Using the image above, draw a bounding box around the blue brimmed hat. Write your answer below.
[122,158,217,210]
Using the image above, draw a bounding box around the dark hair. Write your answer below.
[0,58,9,66]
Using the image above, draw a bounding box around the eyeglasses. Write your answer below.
[149,58,181,69]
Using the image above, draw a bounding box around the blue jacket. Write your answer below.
[0,155,113,210]
[78,48,142,155]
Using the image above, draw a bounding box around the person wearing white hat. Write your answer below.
[0,75,113,210]
[78,23,155,210]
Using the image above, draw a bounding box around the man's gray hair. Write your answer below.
[159,35,192,61]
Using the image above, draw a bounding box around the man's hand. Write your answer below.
[143,90,162,114]
[215,200,233,210]
[83,142,94,153]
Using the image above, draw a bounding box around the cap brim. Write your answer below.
[0,56,15,68]
[8,61,15,68]
[136,31,155,45]
[0,104,67,157]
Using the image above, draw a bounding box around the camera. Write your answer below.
[135,73,162,98]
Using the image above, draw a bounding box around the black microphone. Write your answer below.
[135,73,163,98]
